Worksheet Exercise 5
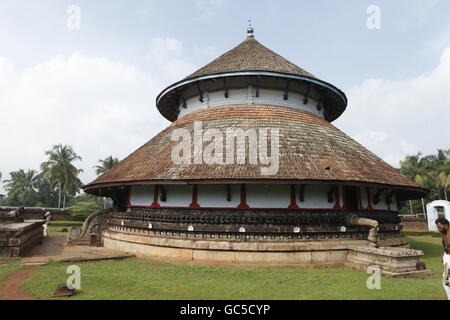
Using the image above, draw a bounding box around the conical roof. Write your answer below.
[156,35,347,122]
[186,36,317,80]
[84,106,427,200]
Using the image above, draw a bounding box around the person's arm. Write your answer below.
[442,234,446,262]
[445,232,450,254]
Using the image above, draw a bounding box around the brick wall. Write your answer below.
[400,217,428,231]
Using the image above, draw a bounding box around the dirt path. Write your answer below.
[0,269,36,300]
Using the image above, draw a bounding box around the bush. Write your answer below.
[66,194,103,220]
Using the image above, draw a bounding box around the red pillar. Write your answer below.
[238,184,250,209]
[333,185,341,210]
[189,185,200,209]
[151,185,160,207]
[288,184,300,209]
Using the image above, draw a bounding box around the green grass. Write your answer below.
[48,221,84,237]
[49,221,84,228]
[48,226,69,237]
[402,229,441,237]
[17,235,448,300]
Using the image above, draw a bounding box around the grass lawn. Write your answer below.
[16,235,448,300]
[48,221,83,237]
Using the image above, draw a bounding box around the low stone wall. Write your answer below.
[400,217,428,231]
[22,211,78,221]
[102,229,429,277]
[0,207,79,221]
[102,228,409,267]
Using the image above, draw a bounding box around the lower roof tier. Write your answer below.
[84,105,427,200]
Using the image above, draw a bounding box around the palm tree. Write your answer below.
[400,153,424,179]
[424,150,450,200]
[400,153,428,214]
[3,169,38,206]
[437,172,450,201]
[445,174,450,201]
[41,144,83,209]
[95,156,119,176]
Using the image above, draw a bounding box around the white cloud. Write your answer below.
[352,131,419,167]
[0,37,200,193]
[194,0,225,23]
[335,47,450,168]
[147,37,197,83]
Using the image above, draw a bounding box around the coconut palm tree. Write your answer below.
[95,156,119,176]
[400,153,429,214]
[400,153,425,179]
[445,173,450,201]
[437,172,450,201]
[41,144,83,209]
[3,169,38,206]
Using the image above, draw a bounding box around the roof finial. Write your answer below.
[247,20,254,38]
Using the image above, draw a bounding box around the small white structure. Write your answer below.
[426,200,450,231]
[43,211,51,237]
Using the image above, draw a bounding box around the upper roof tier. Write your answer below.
[185,35,317,80]
[156,33,347,123]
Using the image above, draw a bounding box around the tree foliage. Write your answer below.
[3,169,39,206]
[95,156,119,176]
[66,193,103,219]
[41,144,83,208]
[399,149,450,214]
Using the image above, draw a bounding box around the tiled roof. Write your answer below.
[186,36,316,79]
[156,36,347,123]
[84,105,426,199]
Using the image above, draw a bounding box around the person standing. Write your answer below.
[435,218,450,300]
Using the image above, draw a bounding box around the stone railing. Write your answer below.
[66,209,112,246]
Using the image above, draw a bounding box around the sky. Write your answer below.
[0,0,449,194]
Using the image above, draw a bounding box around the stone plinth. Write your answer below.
[346,246,432,278]
[101,228,410,268]
[0,220,46,258]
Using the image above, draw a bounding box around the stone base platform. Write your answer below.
[345,246,432,278]
[0,220,46,258]
[101,229,427,276]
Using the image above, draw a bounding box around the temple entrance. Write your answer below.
[344,186,359,211]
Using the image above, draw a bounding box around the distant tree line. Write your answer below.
[0,144,119,212]
[399,149,450,215]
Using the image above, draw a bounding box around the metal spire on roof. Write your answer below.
[247,20,254,38]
